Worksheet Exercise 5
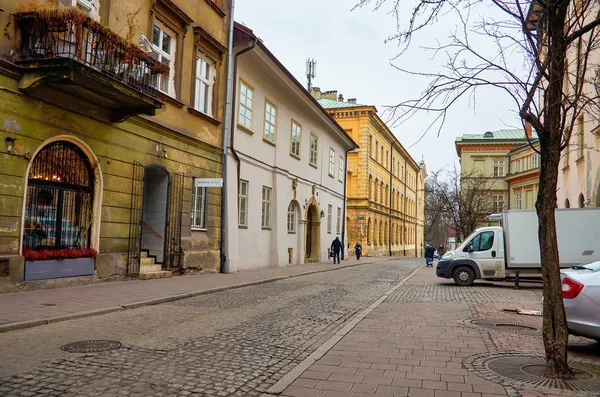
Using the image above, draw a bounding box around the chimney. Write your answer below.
[524,121,532,138]
[347,98,357,104]
[338,93,344,102]
[310,86,321,99]
[322,90,338,100]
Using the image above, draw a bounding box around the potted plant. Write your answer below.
[23,247,98,281]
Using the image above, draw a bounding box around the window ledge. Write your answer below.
[263,138,276,147]
[290,153,301,160]
[309,162,318,169]
[237,124,254,135]
[188,107,221,125]
[238,225,248,229]
[261,226,272,230]
[575,156,585,164]
[191,227,207,232]
[328,173,335,178]
[159,92,186,109]
[204,0,226,17]
[288,231,296,234]
[562,164,570,171]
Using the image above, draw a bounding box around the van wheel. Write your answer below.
[453,266,475,286]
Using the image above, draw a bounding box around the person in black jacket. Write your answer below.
[354,241,362,260]
[331,236,342,264]
[425,244,435,267]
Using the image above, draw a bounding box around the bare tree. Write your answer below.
[356,0,600,378]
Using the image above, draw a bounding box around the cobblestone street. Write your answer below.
[0,259,420,397]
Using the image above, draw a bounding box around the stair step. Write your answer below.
[140,257,156,266]
[140,264,163,273]
[140,251,148,258]
[139,271,172,280]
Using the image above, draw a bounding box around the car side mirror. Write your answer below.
[467,244,474,253]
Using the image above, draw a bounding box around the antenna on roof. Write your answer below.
[306,58,316,91]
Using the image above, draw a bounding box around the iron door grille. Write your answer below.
[165,172,184,270]
[127,161,144,274]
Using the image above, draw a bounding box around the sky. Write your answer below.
[235,0,525,175]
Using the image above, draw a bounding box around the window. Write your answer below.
[492,195,505,213]
[194,55,216,116]
[578,115,584,158]
[466,231,495,252]
[369,135,373,157]
[264,101,277,143]
[192,183,207,229]
[238,80,253,130]
[338,156,344,182]
[381,147,384,164]
[329,148,335,177]
[261,186,271,228]
[515,159,522,173]
[290,120,301,157]
[327,204,332,234]
[238,180,248,227]
[310,134,318,167]
[287,202,296,233]
[532,154,539,168]
[151,22,175,94]
[493,160,505,177]
[515,193,522,210]
[336,207,341,234]
[375,141,379,161]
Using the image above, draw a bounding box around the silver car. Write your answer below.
[561,261,600,341]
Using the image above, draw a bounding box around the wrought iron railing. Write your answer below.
[13,9,169,97]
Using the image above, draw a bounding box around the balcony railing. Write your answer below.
[13,9,169,98]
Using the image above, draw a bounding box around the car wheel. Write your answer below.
[453,266,475,286]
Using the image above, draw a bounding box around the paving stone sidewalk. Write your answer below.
[279,265,600,397]
[0,256,392,332]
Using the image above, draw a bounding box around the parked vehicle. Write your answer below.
[436,209,600,286]
[561,261,600,341]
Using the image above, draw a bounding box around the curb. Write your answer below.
[0,258,393,334]
[262,264,423,396]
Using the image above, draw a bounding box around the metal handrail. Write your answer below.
[142,220,163,239]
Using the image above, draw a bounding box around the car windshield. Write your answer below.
[580,261,600,272]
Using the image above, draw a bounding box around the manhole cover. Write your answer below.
[458,318,539,335]
[61,340,122,353]
[463,352,600,395]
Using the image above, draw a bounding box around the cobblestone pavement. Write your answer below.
[280,266,600,397]
[0,259,420,397]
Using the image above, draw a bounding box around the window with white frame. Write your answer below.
[492,194,505,213]
[336,207,341,234]
[327,204,332,234]
[151,22,175,95]
[532,153,539,168]
[515,193,522,210]
[191,182,206,229]
[194,54,216,116]
[309,134,318,167]
[238,81,253,130]
[264,101,276,143]
[287,202,296,233]
[338,156,344,182]
[238,180,248,227]
[261,186,271,228]
[290,120,301,157]
[493,160,505,177]
[329,148,335,177]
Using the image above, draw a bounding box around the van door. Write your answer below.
[464,230,497,277]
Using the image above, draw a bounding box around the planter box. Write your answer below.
[25,257,95,281]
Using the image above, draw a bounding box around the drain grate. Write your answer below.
[61,340,122,353]
[458,318,540,335]
[463,352,600,395]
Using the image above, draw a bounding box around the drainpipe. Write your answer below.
[219,0,237,274]
[403,162,407,256]
[388,144,393,257]
[507,152,511,210]
[415,168,419,258]
[341,145,356,260]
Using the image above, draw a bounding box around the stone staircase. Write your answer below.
[138,250,172,280]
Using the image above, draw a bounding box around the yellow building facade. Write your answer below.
[312,89,425,257]
[506,140,540,210]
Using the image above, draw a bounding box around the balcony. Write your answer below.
[13,9,166,122]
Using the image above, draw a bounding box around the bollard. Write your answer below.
[514,270,520,290]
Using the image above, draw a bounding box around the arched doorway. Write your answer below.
[141,166,169,264]
[305,203,320,262]
[23,141,94,251]
[579,193,586,208]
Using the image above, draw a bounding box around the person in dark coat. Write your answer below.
[354,241,362,260]
[425,244,435,267]
[331,236,342,264]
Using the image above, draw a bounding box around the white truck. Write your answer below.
[436,208,600,286]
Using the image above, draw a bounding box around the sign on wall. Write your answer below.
[194,178,223,188]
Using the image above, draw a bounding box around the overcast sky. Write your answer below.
[235,1,524,174]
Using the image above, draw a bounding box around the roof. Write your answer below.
[456,128,538,142]
[509,138,540,154]
[316,98,368,109]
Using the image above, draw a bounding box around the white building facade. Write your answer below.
[224,24,357,272]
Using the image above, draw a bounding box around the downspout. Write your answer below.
[219,0,237,274]
[415,168,419,257]
[221,23,257,273]
[403,162,407,256]
[388,144,393,257]
[341,145,356,260]
[507,152,511,211]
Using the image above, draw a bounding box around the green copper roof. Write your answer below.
[316,98,368,108]
[456,128,538,142]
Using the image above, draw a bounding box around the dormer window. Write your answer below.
[484,131,494,138]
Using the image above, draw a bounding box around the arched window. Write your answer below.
[367,218,372,244]
[379,220,383,245]
[287,202,296,233]
[24,141,94,250]
[565,199,571,208]
[368,175,373,200]
[579,193,586,208]
[374,178,379,203]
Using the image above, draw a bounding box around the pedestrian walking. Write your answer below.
[331,236,342,264]
[438,244,445,260]
[425,244,435,267]
[354,241,362,260]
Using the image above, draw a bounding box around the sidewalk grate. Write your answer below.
[60,340,122,353]
[459,318,540,335]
